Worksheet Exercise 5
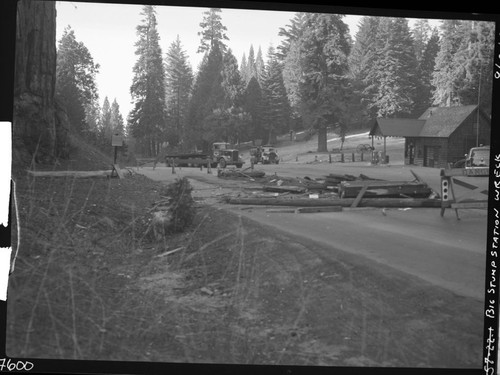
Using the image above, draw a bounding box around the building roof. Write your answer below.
[369,105,481,138]
[369,118,425,137]
[418,105,478,137]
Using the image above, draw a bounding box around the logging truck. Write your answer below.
[158,142,244,169]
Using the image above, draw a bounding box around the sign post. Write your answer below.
[111,134,124,178]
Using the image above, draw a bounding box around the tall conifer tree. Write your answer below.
[128,5,166,156]
[164,35,193,147]
[197,8,229,54]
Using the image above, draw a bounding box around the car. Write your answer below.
[464,145,490,176]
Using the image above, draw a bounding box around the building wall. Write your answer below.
[404,110,491,168]
[405,137,448,168]
[448,113,490,164]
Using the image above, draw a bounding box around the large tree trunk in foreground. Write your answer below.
[13,0,68,163]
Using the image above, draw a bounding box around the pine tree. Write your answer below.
[164,35,193,146]
[412,19,432,63]
[255,46,265,84]
[197,8,229,54]
[240,53,248,85]
[246,45,256,83]
[348,16,380,81]
[298,13,351,152]
[186,44,225,150]
[277,12,307,62]
[452,21,495,110]
[128,5,167,157]
[243,76,265,141]
[373,18,419,117]
[56,26,100,135]
[101,96,112,143]
[110,98,125,135]
[261,46,290,144]
[432,19,462,106]
[414,27,439,115]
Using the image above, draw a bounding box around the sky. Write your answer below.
[54,1,440,121]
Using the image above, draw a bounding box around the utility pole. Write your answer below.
[476,66,482,147]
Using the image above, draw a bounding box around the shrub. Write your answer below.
[163,177,196,233]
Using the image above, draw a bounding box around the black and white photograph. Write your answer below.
[3,0,499,372]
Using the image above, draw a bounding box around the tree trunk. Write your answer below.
[317,125,328,152]
[13,0,63,163]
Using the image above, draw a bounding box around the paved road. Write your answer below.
[228,205,487,300]
[137,163,489,300]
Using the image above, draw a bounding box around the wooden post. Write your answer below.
[341,153,344,163]
[207,160,211,174]
[329,153,332,163]
[361,152,364,162]
[352,153,355,162]
[171,158,176,174]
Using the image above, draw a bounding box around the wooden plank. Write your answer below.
[451,178,488,195]
[441,168,467,177]
[295,206,343,213]
[351,184,368,208]
[451,202,488,209]
[113,164,124,179]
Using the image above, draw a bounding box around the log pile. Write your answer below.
[223,170,440,209]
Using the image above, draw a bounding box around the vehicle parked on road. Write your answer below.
[163,142,244,168]
[453,145,490,176]
[260,145,280,164]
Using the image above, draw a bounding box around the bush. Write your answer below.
[163,177,196,233]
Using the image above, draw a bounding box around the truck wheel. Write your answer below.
[219,158,227,168]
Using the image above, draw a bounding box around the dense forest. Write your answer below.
[15,4,495,160]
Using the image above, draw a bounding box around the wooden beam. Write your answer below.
[112,164,124,179]
[295,206,343,213]
[226,197,442,208]
[451,201,488,209]
[351,184,368,208]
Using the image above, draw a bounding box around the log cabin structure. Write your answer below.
[369,105,490,168]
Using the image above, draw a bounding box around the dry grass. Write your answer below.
[6,164,484,367]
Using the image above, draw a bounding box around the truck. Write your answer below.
[249,145,280,165]
[160,142,244,169]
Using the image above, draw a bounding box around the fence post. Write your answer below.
[329,153,332,163]
[341,153,344,163]
[171,158,175,174]
[352,153,355,162]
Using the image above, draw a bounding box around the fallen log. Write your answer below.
[225,197,442,208]
[263,185,307,194]
[295,206,343,213]
[27,170,111,178]
[339,180,432,198]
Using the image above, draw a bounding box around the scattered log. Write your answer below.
[27,170,111,178]
[351,184,368,208]
[339,180,433,198]
[219,169,265,178]
[295,206,343,213]
[263,185,307,194]
[226,197,442,208]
